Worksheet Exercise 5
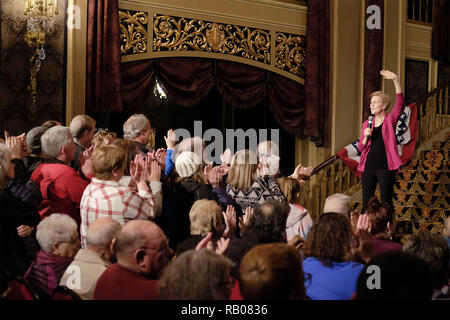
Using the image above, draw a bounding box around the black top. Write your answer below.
[365,123,388,171]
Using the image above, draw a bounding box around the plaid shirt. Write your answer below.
[80,178,155,248]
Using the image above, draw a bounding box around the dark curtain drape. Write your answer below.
[121,60,154,113]
[363,0,384,121]
[432,0,450,64]
[305,0,330,147]
[86,0,122,112]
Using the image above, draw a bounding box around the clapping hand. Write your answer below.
[5,131,25,159]
[195,232,230,255]
[153,148,167,171]
[223,205,237,238]
[238,207,254,237]
[164,129,177,150]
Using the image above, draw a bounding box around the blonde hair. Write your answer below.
[92,130,117,148]
[226,149,257,192]
[278,177,301,204]
[189,199,223,236]
[370,91,391,109]
[112,139,137,175]
[92,145,126,180]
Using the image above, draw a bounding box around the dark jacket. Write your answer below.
[70,143,85,172]
[176,231,224,256]
[0,179,42,275]
[170,180,219,249]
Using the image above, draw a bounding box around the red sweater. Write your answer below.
[93,263,159,300]
[31,159,90,227]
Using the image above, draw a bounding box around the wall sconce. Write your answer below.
[24,0,58,108]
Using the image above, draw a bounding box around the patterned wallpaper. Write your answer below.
[0,0,67,136]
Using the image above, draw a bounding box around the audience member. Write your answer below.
[403,230,449,299]
[80,145,160,248]
[93,220,173,300]
[41,120,62,128]
[355,251,433,300]
[0,143,42,275]
[226,149,286,212]
[302,212,364,300]
[69,115,96,171]
[171,151,221,248]
[31,126,91,227]
[278,177,313,241]
[60,217,121,300]
[257,140,280,177]
[323,193,352,215]
[25,214,80,297]
[225,200,289,279]
[363,197,402,255]
[16,126,47,180]
[91,129,116,148]
[123,114,153,157]
[159,249,234,300]
[240,243,306,300]
[176,199,236,256]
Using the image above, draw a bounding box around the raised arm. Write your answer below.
[380,70,402,94]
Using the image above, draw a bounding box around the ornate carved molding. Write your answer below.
[153,14,271,64]
[119,10,148,55]
[275,32,306,77]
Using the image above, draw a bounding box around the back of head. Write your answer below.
[91,145,126,180]
[26,126,47,155]
[41,126,73,158]
[227,149,258,192]
[240,243,305,300]
[176,137,205,161]
[303,212,352,266]
[0,143,11,181]
[36,214,78,252]
[365,197,392,235]
[111,139,137,175]
[278,177,301,204]
[69,115,96,140]
[189,199,222,236]
[86,217,122,251]
[175,151,202,179]
[402,230,449,290]
[158,249,234,300]
[92,129,117,148]
[115,220,155,260]
[123,114,149,140]
[41,120,62,129]
[323,193,351,215]
[257,141,280,177]
[356,251,433,300]
[245,200,289,243]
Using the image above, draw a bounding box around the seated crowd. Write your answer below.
[0,114,449,300]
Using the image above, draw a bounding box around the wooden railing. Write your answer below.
[407,0,433,25]
[299,155,361,219]
[416,81,449,146]
[300,80,449,218]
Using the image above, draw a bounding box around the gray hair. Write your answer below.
[323,193,352,215]
[41,126,73,158]
[0,143,11,181]
[36,214,77,252]
[69,115,96,140]
[86,219,122,248]
[257,140,280,158]
[123,114,149,139]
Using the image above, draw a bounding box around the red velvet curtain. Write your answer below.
[305,0,330,147]
[432,0,450,64]
[363,0,384,121]
[86,0,122,112]
[121,60,155,113]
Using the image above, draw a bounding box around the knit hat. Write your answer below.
[175,151,201,178]
[26,126,47,155]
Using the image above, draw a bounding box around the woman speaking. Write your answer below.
[357,70,404,213]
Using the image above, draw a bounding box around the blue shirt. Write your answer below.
[303,257,364,300]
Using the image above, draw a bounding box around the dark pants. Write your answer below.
[362,169,396,213]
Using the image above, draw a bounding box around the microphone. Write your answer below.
[368,116,373,129]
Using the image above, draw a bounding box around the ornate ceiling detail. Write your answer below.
[153,14,271,64]
[275,32,306,77]
[119,10,148,55]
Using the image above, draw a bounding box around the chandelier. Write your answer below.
[24,0,58,108]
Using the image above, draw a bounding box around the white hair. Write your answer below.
[69,115,96,139]
[123,114,149,139]
[41,126,73,158]
[323,193,352,215]
[86,219,122,248]
[257,140,280,158]
[36,214,78,252]
[0,143,11,181]
[257,141,280,176]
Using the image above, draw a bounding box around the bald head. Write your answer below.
[86,217,121,251]
[116,221,162,257]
